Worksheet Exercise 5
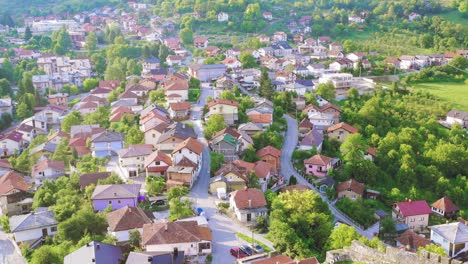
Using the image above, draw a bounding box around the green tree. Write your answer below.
[24,26,32,41]
[219,90,236,101]
[82,78,99,92]
[129,229,142,249]
[418,244,447,256]
[85,31,98,52]
[16,101,32,119]
[169,199,193,221]
[125,125,144,145]
[269,190,333,258]
[340,133,367,165]
[242,146,260,162]
[29,245,62,264]
[91,54,106,75]
[146,176,166,196]
[259,69,274,100]
[210,152,224,176]
[204,114,227,139]
[326,224,361,251]
[83,106,110,128]
[0,215,10,233]
[52,138,73,167]
[247,171,261,189]
[52,28,72,55]
[315,82,336,101]
[61,111,82,133]
[239,52,257,69]
[167,186,189,201]
[179,28,194,46]
[56,205,108,243]
[380,217,396,236]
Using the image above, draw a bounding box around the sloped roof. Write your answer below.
[327,122,358,134]
[90,131,124,143]
[336,179,365,196]
[172,137,204,155]
[231,188,267,209]
[256,146,281,158]
[430,222,468,244]
[0,159,13,170]
[117,144,153,158]
[213,127,241,139]
[91,184,141,200]
[0,131,23,142]
[10,210,58,232]
[253,161,272,178]
[142,221,212,246]
[394,200,432,217]
[32,159,65,174]
[79,172,111,189]
[169,102,192,111]
[0,171,30,195]
[304,154,332,166]
[431,196,459,213]
[211,133,238,147]
[157,123,196,144]
[395,230,430,249]
[238,122,263,132]
[145,150,172,168]
[206,99,239,108]
[106,206,154,232]
[64,241,122,264]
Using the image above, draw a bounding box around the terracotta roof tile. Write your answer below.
[144,150,172,168]
[207,99,239,108]
[249,113,272,124]
[253,161,272,178]
[232,188,267,209]
[327,122,358,134]
[395,230,430,250]
[31,159,65,175]
[142,221,212,246]
[0,171,30,194]
[431,196,459,213]
[107,206,154,232]
[336,179,365,196]
[169,102,192,111]
[79,172,111,189]
[304,154,332,166]
[172,138,204,155]
[256,146,281,158]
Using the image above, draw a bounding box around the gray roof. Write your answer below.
[430,222,468,244]
[111,98,139,108]
[64,241,123,264]
[238,122,262,131]
[91,184,141,200]
[209,175,227,184]
[126,251,184,264]
[10,210,58,232]
[91,131,124,143]
[157,122,196,144]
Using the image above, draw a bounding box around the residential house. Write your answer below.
[217,12,229,22]
[162,75,189,102]
[126,251,184,264]
[142,57,161,76]
[9,209,58,243]
[31,159,65,186]
[399,55,416,70]
[327,122,358,142]
[90,87,113,99]
[144,150,172,177]
[91,184,141,211]
[47,93,68,107]
[156,123,197,154]
[166,165,196,189]
[167,55,183,67]
[306,112,338,131]
[210,132,239,161]
[263,12,273,21]
[318,36,332,46]
[172,137,204,166]
[329,58,353,72]
[392,200,432,230]
[258,34,270,43]
[109,106,134,123]
[430,222,468,258]
[90,131,124,158]
[64,241,123,264]
[304,154,335,177]
[314,176,335,193]
[336,179,365,200]
[0,171,32,216]
[206,46,222,57]
[238,122,263,137]
[299,129,324,152]
[168,102,192,120]
[117,144,154,178]
[79,172,111,190]
[446,110,468,129]
[142,221,212,256]
[431,196,459,218]
[384,57,401,69]
[144,122,171,149]
[188,64,227,82]
[298,118,314,137]
[230,188,267,224]
[106,206,154,242]
[272,41,293,57]
[194,36,208,49]
[0,159,12,176]
[34,105,67,125]
[408,12,421,21]
[0,131,24,157]
[272,32,287,42]
[210,162,248,193]
[16,123,47,144]
[0,98,13,116]
[256,146,281,172]
[395,230,430,252]
[222,57,242,69]
[205,99,239,126]
[99,80,120,90]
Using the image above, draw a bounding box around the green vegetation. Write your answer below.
[236,232,272,253]
[335,198,377,228]
[410,82,468,111]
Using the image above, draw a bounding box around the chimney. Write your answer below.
[32,118,36,128]
[248,199,252,208]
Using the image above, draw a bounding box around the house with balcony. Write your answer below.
[304,154,339,177]
[430,222,468,258]
[0,171,32,216]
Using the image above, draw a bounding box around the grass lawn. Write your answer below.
[410,82,468,111]
[236,232,272,253]
[437,10,468,26]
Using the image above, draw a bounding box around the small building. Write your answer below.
[395,229,430,252]
[205,99,239,126]
[431,196,459,219]
[256,146,281,172]
[327,122,358,142]
[79,172,111,190]
[217,12,229,22]
[90,131,124,158]
[430,222,468,258]
[336,179,365,201]
[263,11,273,21]
[126,251,184,264]
[194,36,208,49]
[0,171,32,216]
[0,130,24,157]
[144,150,172,178]
[106,206,154,242]
[446,110,468,129]
[304,154,334,177]
[392,200,432,231]
[168,102,191,120]
[142,221,212,256]
[64,241,123,264]
[91,184,141,211]
[31,159,65,186]
[210,132,239,161]
[9,209,58,243]
[230,188,267,224]
[117,144,154,178]
[188,63,227,82]
[47,93,68,107]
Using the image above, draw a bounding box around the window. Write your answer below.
[51,226,57,232]
[155,161,160,165]
[153,134,156,138]
[410,218,415,222]
[118,200,121,204]
[108,201,112,204]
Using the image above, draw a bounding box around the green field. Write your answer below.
[437,10,468,26]
[410,82,468,111]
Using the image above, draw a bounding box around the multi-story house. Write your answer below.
[117,144,154,178]
[0,171,32,216]
[188,64,227,82]
[392,200,432,230]
[91,184,141,211]
[90,131,124,158]
[205,99,239,126]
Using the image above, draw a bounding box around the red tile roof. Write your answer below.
[107,206,154,232]
[172,138,204,155]
[304,154,332,166]
[395,200,432,217]
[142,221,212,246]
[431,196,459,213]
[253,161,272,178]
[395,230,430,250]
[256,146,281,158]
[31,159,65,175]
[213,127,241,139]
[336,179,365,196]
[169,102,192,111]
[0,159,13,170]
[0,131,23,143]
[0,171,30,195]
[207,99,239,108]
[144,150,172,168]
[327,122,358,134]
[232,188,267,209]
[249,113,272,124]
[79,172,111,189]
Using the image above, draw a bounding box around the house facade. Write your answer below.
[430,222,468,258]
[188,64,227,82]
[91,184,141,211]
[205,99,239,126]
[327,122,358,142]
[392,200,432,230]
[230,188,268,223]
[9,209,58,243]
[0,171,32,216]
[304,154,333,177]
[90,131,124,158]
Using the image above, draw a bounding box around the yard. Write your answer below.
[409,82,468,111]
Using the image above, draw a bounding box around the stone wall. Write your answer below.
[324,240,466,264]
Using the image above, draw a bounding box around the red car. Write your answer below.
[230,247,248,258]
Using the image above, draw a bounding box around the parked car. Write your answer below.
[252,243,264,253]
[196,207,205,216]
[240,244,254,256]
[230,247,248,258]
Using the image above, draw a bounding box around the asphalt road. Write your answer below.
[0,231,26,264]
